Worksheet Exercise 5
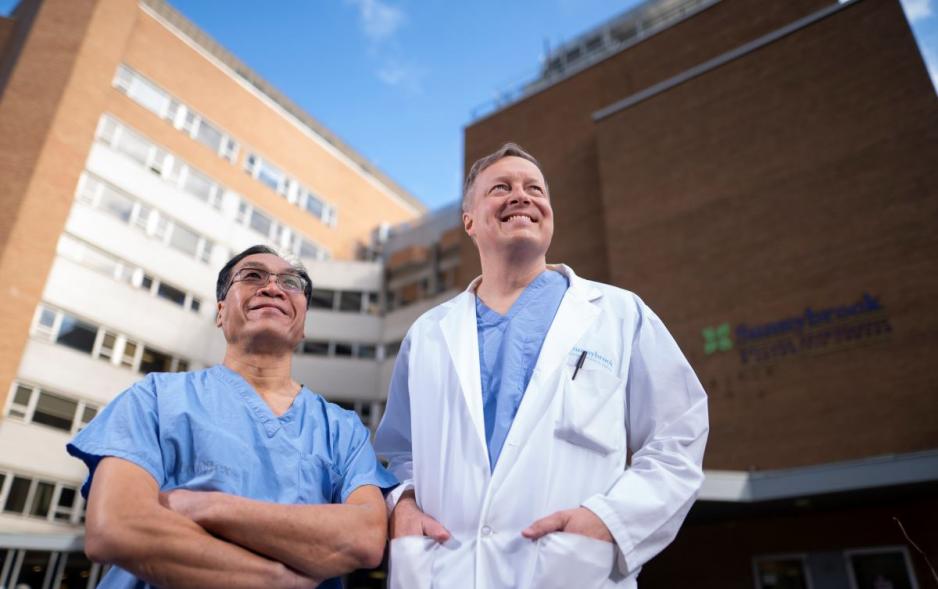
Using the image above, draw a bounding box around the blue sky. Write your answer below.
[2,0,936,211]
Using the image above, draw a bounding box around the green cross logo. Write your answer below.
[702,323,733,355]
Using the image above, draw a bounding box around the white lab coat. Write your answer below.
[375,264,708,589]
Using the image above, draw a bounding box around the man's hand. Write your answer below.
[390,490,451,542]
[522,507,614,542]
[159,489,219,524]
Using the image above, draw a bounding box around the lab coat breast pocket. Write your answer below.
[555,364,625,455]
[389,536,439,589]
[530,532,615,588]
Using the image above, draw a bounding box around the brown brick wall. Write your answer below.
[594,0,938,469]
[463,0,832,287]
[0,0,137,412]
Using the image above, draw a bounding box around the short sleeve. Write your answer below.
[332,411,398,503]
[66,375,164,499]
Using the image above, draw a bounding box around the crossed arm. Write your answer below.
[85,457,387,588]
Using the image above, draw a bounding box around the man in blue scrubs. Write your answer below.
[68,245,396,589]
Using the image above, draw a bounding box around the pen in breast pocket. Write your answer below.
[572,350,587,380]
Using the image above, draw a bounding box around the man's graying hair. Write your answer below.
[462,143,548,211]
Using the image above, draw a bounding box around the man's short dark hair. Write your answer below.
[462,142,548,211]
[216,245,314,309]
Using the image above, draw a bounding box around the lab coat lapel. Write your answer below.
[494,266,602,473]
[439,290,488,455]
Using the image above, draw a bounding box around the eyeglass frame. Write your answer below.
[220,266,312,305]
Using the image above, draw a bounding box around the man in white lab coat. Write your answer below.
[374,143,709,588]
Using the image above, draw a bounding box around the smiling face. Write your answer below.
[463,155,554,261]
[216,253,308,352]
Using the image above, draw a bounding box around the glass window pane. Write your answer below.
[302,341,330,356]
[56,316,98,354]
[14,550,53,588]
[57,486,77,511]
[82,405,98,423]
[121,341,137,368]
[299,240,321,259]
[4,476,31,513]
[182,167,215,203]
[168,225,200,257]
[114,128,152,166]
[82,247,121,277]
[127,76,169,115]
[338,291,363,313]
[98,332,116,361]
[157,282,187,306]
[190,298,201,313]
[756,559,808,589]
[98,185,135,223]
[13,384,33,406]
[38,307,56,329]
[195,120,224,152]
[140,347,173,374]
[175,359,189,372]
[849,552,914,589]
[309,289,334,310]
[29,481,54,517]
[357,344,377,359]
[257,160,282,191]
[334,343,353,357]
[32,392,78,431]
[248,209,272,237]
[59,550,96,586]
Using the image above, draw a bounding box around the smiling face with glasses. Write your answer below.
[216,253,311,352]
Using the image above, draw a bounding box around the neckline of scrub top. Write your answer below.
[213,364,304,438]
[475,269,559,327]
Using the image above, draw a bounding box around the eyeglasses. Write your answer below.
[229,267,309,294]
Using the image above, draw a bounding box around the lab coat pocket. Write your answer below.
[531,532,615,588]
[555,365,625,454]
[389,536,439,589]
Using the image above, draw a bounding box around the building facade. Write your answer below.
[464,0,938,587]
[0,0,447,586]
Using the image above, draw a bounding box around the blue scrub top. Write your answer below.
[476,269,568,469]
[67,364,397,589]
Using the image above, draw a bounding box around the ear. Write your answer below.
[462,211,474,237]
[215,301,224,328]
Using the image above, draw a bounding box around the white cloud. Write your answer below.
[376,59,427,93]
[902,0,934,22]
[346,0,405,43]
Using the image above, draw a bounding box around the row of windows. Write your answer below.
[97,115,329,260]
[297,339,402,360]
[237,200,327,260]
[114,64,337,228]
[0,549,103,589]
[0,470,84,526]
[309,288,380,315]
[32,304,191,375]
[57,234,203,314]
[77,172,216,264]
[6,381,99,436]
[98,114,225,209]
[115,64,239,163]
[244,153,337,226]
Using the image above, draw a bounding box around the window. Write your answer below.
[4,476,30,513]
[97,331,117,362]
[120,340,139,369]
[754,556,809,589]
[299,239,323,260]
[114,64,171,117]
[140,347,173,374]
[78,172,218,264]
[357,344,377,359]
[0,471,86,525]
[309,289,335,310]
[846,548,917,589]
[338,291,363,313]
[157,282,187,306]
[301,341,330,356]
[334,343,353,357]
[56,316,97,354]
[6,382,101,435]
[245,152,336,226]
[114,66,239,162]
[248,209,273,237]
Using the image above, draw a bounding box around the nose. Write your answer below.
[508,188,531,205]
[257,275,286,297]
